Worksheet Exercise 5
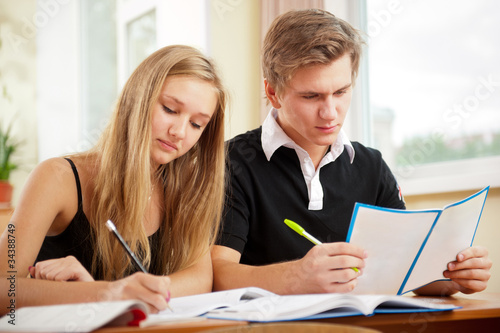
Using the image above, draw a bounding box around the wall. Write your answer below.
[37,0,81,163]
[405,188,500,293]
[0,0,38,205]
[209,0,261,139]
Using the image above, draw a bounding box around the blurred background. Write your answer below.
[1,0,499,291]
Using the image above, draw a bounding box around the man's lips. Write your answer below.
[316,124,338,133]
[158,139,178,151]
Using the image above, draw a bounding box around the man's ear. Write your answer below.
[264,79,281,109]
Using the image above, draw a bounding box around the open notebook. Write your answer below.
[0,288,272,332]
[0,287,458,331]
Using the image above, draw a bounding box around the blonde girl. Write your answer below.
[0,45,227,313]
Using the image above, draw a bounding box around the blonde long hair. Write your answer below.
[83,45,226,280]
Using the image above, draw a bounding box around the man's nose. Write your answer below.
[319,96,338,120]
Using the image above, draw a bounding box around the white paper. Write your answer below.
[404,189,488,293]
[207,293,458,322]
[0,300,146,332]
[347,187,488,295]
[348,206,438,294]
[142,287,275,327]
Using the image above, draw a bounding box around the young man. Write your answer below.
[212,9,491,296]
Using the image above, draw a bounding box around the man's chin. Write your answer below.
[316,134,339,147]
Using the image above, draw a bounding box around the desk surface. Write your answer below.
[95,318,248,333]
[95,293,500,333]
[320,292,500,333]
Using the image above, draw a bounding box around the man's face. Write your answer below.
[268,54,353,157]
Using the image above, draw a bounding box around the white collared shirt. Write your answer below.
[261,108,355,210]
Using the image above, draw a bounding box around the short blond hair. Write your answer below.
[262,9,364,94]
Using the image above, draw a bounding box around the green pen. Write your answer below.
[284,219,359,273]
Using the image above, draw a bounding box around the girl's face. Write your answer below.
[150,75,218,167]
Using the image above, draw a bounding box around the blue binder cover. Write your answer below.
[346,186,489,295]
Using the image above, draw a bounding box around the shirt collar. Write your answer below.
[261,108,355,163]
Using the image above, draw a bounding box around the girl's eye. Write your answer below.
[163,106,176,114]
[190,122,201,129]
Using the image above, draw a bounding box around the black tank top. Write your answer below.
[35,158,161,279]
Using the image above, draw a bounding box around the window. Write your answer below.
[81,0,118,150]
[37,0,209,161]
[366,0,500,194]
[116,0,209,87]
[126,10,157,76]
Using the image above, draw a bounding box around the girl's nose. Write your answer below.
[169,119,188,139]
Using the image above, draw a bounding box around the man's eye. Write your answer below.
[303,95,317,100]
[335,90,347,96]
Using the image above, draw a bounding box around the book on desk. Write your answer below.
[0,287,459,331]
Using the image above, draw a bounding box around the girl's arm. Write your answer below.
[1,158,76,280]
[0,273,171,315]
[0,158,171,313]
[27,250,214,298]
[168,250,213,297]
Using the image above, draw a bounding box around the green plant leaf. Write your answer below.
[0,119,20,181]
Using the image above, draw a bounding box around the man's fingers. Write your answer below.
[451,278,488,294]
[444,268,491,282]
[457,246,489,262]
[316,242,367,259]
[448,257,492,271]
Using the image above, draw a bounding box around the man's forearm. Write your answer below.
[413,281,459,297]
[212,259,301,294]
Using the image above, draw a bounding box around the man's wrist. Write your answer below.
[280,259,303,294]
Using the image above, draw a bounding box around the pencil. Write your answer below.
[105,220,173,311]
[105,220,147,273]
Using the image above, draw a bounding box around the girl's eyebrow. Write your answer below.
[163,94,184,106]
[162,94,212,120]
[197,112,212,120]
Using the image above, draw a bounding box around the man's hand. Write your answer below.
[443,246,492,294]
[284,242,367,294]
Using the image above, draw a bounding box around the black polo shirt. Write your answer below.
[218,127,406,266]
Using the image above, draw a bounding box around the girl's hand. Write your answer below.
[30,256,94,282]
[109,272,171,313]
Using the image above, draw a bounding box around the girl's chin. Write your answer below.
[152,154,176,167]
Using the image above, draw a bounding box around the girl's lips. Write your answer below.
[158,139,177,151]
